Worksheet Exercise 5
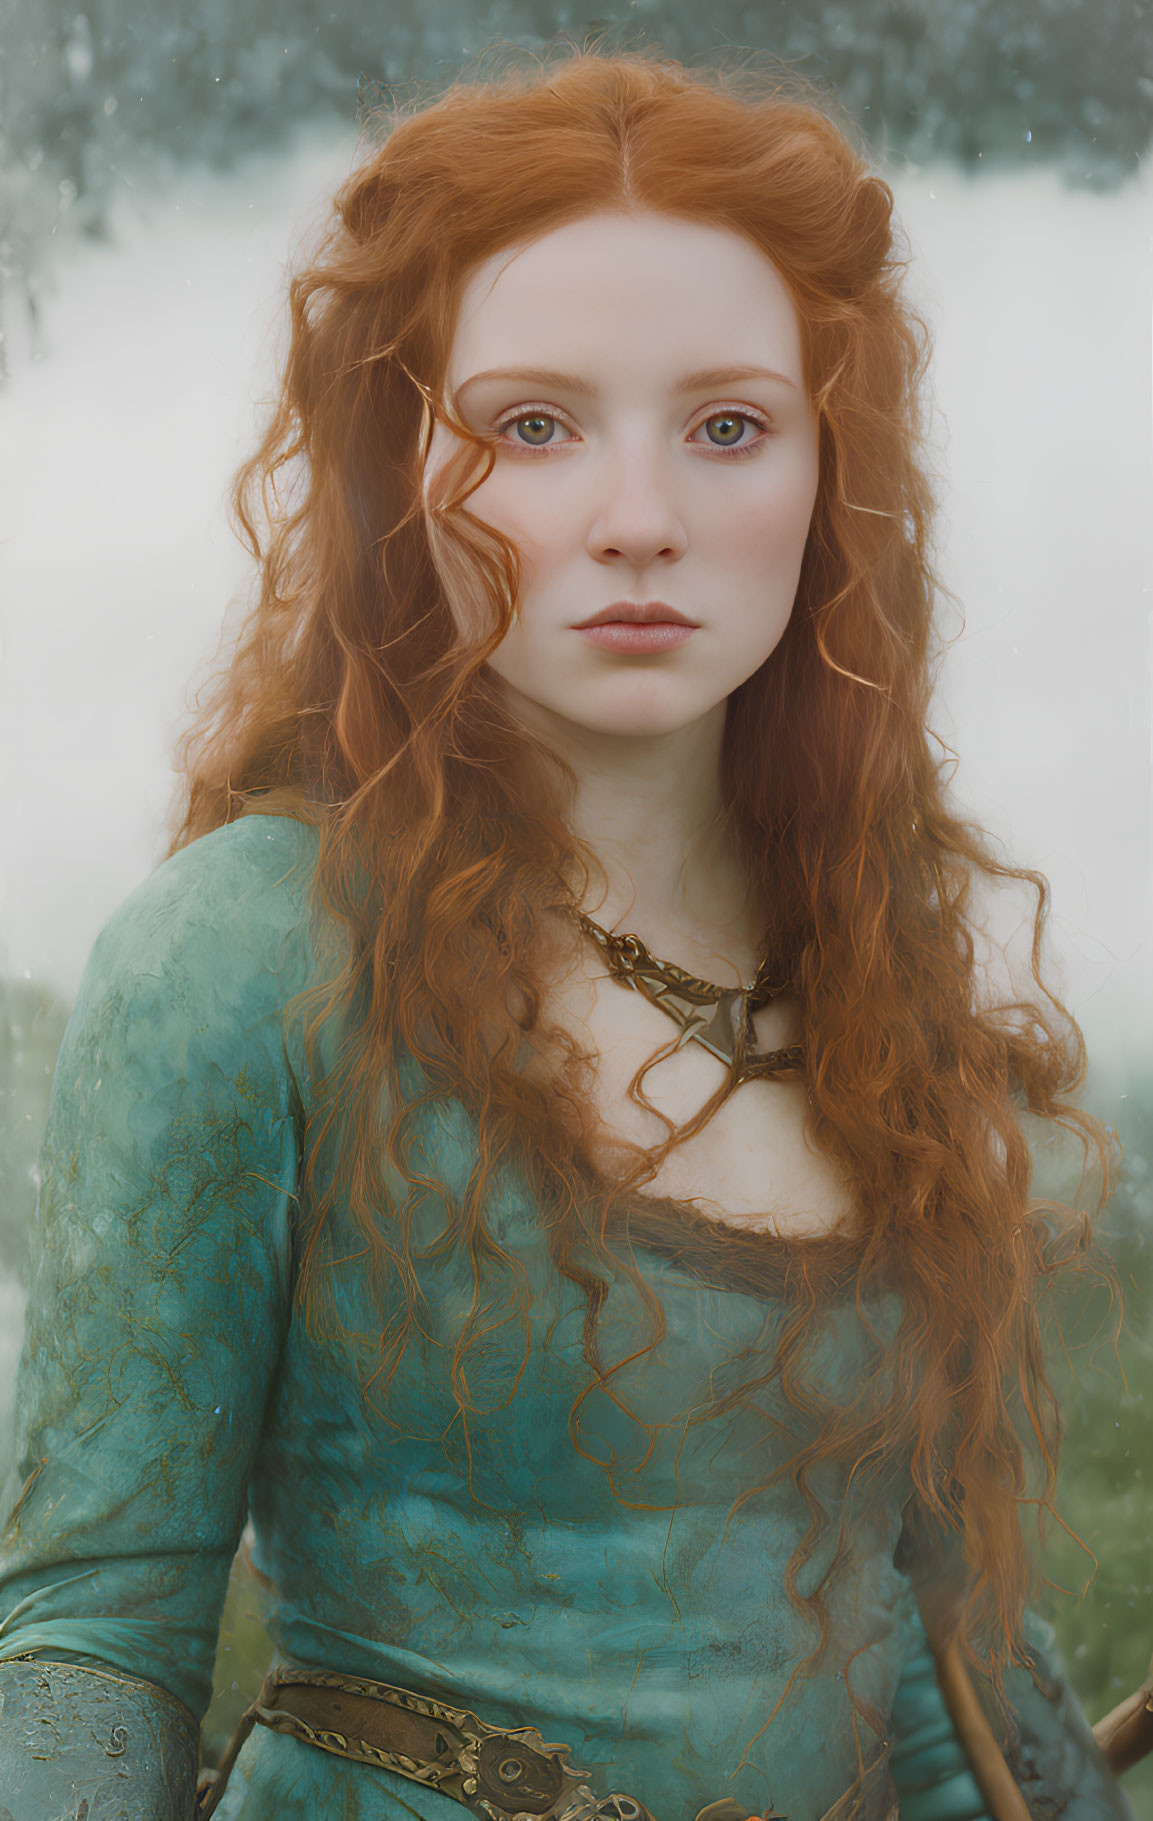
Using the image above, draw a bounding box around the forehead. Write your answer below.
[445,211,807,391]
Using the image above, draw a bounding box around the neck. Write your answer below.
[506,690,762,983]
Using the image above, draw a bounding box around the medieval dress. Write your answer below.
[0,815,1132,1819]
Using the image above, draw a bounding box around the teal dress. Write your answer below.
[0,817,1131,1819]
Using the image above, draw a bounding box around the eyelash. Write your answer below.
[491,405,773,458]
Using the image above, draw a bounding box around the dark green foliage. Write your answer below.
[1038,1066,1153,1816]
[201,1538,275,1767]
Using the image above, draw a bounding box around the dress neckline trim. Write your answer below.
[593,1180,869,1301]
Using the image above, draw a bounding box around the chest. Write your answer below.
[537,957,858,1239]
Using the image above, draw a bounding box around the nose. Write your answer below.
[586,444,688,569]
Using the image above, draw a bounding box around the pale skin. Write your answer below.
[428,210,857,1238]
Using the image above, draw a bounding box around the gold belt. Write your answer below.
[193,1668,837,1821]
[196,1665,668,1821]
[195,1642,1153,1821]
[195,1665,786,1821]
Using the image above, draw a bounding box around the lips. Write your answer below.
[573,600,699,629]
[575,621,697,656]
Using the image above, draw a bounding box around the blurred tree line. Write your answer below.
[0,978,67,1290]
[1034,1078,1153,1815]
[1,0,1152,365]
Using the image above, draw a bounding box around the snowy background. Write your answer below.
[1,0,1151,1798]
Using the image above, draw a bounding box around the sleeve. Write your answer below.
[892,1526,1135,1821]
[889,1608,993,1821]
[998,1614,1137,1820]
[0,814,319,1816]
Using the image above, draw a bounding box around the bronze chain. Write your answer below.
[575,912,803,1088]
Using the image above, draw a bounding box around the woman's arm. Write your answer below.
[889,1613,994,1821]
[0,814,319,1817]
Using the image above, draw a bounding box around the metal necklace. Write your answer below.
[575,910,803,1089]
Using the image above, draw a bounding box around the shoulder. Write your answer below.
[93,814,319,961]
[77,814,325,1040]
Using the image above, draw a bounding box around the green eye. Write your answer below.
[702,412,747,447]
[512,414,558,446]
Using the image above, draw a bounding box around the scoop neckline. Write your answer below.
[590,1178,870,1301]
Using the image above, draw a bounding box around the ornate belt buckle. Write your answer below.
[448,1714,593,1821]
[451,1717,656,1821]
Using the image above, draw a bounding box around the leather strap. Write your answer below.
[931,1640,1033,1821]
[197,1665,653,1821]
[1092,1654,1153,1775]
[928,1618,1153,1800]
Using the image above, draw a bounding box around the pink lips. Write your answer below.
[573,600,698,655]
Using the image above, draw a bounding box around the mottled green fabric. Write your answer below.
[0,817,1133,1820]
[0,1657,199,1818]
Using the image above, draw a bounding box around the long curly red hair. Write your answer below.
[171,46,1111,1684]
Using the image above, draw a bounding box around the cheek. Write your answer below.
[466,469,558,572]
[462,469,579,582]
[722,461,819,571]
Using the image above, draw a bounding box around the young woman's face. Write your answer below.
[430,210,820,742]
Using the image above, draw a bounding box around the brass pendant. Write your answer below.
[575,912,803,1088]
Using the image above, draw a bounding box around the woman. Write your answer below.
[0,48,1142,1821]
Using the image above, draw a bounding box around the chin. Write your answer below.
[565,699,724,740]
[495,670,730,742]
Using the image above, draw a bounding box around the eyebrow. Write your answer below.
[454,362,798,403]
[676,364,798,393]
